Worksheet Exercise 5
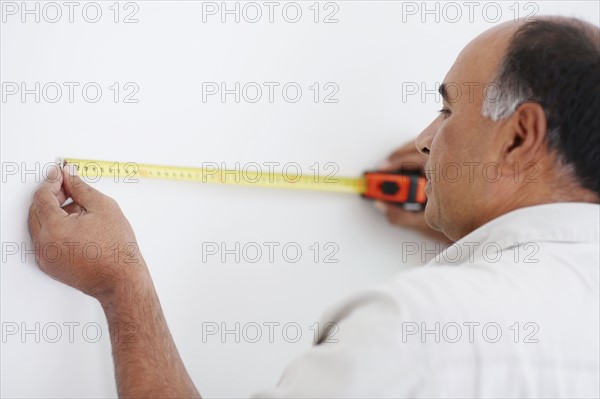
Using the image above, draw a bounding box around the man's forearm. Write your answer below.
[99,267,201,398]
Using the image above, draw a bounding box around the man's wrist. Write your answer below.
[97,262,154,315]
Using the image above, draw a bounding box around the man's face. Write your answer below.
[416,27,514,241]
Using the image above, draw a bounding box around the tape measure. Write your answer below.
[61,158,427,210]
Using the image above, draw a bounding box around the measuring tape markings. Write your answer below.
[61,158,367,194]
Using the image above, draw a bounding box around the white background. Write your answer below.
[1,1,598,397]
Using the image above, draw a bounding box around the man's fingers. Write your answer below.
[62,201,83,215]
[33,166,69,225]
[379,141,427,172]
[386,149,427,170]
[375,201,453,243]
[44,164,69,206]
[42,163,69,207]
[391,140,418,156]
[28,203,42,239]
[385,205,423,228]
[374,200,389,214]
[374,201,422,228]
[62,165,106,210]
[382,155,426,172]
[33,188,69,224]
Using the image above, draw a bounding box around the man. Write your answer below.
[28,16,599,397]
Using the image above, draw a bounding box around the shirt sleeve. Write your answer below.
[250,288,422,398]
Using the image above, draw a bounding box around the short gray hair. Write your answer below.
[479,17,600,196]
[481,64,534,122]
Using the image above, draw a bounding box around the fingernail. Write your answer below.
[46,166,59,182]
[65,164,78,176]
[374,201,387,213]
[378,160,392,170]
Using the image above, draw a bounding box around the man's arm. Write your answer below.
[99,269,200,398]
[28,164,200,398]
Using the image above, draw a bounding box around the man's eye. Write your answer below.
[438,108,451,118]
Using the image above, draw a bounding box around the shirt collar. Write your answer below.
[441,202,599,263]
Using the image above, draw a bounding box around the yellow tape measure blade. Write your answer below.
[62,158,366,195]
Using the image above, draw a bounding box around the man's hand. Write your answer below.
[375,141,452,243]
[28,164,201,398]
[28,164,148,299]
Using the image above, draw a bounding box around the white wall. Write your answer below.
[2,1,598,397]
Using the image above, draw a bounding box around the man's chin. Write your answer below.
[423,201,442,232]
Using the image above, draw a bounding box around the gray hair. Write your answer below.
[480,17,600,196]
[481,63,534,122]
[481,43,564,151]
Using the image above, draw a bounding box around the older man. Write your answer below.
[29,16,599,398]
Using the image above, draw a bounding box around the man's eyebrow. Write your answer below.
[439,83,451,103]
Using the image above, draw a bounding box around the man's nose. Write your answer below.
[416,117,440,155]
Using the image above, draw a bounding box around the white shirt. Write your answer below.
[253,203,600,398]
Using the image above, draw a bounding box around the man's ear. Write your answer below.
[502,102,548,165]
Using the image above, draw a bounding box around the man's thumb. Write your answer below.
[62,164,104,209]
